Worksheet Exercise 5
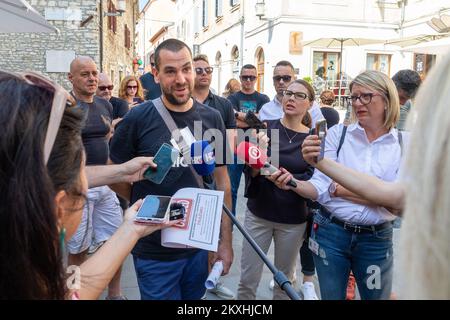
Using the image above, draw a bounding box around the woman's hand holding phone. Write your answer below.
[124,199,179,239]
[302,135,323,166]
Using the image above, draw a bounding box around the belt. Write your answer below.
[319,207,392,234]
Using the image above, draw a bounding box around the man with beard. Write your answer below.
[109,39,233,300]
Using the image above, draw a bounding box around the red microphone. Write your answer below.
[235,141,297,188]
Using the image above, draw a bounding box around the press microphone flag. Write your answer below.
[235,141,297,188]
[190,140,215,176]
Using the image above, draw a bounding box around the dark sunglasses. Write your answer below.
[273,75,292,82]
[195,67,213,75]
[98,85,114,91]
[127,85,138,89]
[241,75,257,82]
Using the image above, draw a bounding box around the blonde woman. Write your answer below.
[119,75,144,107]
[270,70,403,300]
[222,78,241,98]
[301,53,450,299]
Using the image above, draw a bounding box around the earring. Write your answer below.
[59,227,66,250]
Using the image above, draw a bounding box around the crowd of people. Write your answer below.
[0,36,448,300]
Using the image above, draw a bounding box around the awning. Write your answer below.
[0,0,58,33]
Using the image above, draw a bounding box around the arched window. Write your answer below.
[231,46,240,78]
[215,51,222,95]
[255,47,265,93]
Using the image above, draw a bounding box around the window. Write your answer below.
[313,51,340,88]
[256,48,265,93]
[202,0,209,28]
[124,24,131,50]
[216,0,223,17]
[413,53,436,79]
[215,51,222,94]
[366,53,391,76]
[107,0,117,34]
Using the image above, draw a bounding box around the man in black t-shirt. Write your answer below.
[109,39,233,300]
[66,57,125,300]
[227,64,270,216]
[96,73,129,128]
[140,52,162,101]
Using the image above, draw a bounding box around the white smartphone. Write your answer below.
[134,195,171,224]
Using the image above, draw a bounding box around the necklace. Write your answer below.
[280,120,300,143]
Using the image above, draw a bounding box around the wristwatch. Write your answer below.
[328,182,338,197]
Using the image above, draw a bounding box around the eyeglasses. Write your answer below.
[5,71,74,165]
[240,75,257,82]
[283,90,308,100]
[273,75,292,82]
[348,93,383,106]
[127,85,138,89]
[98,85,114,91]
[195,67,213,75]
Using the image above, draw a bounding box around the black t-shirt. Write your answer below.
[202,91,237,129]
[228,91,270,114]
[321,107,340,129]
[109,99,228,261]
[77,96,113,165]
[246,120,314,224]
[109,96,129,119]
[139,72,162,101]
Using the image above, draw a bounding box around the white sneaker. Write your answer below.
[208,282,235,300]
[269,279,275,290]
[301,282,319,300]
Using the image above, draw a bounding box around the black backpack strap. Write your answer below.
[336,125,348,158]
[397,130,403,156]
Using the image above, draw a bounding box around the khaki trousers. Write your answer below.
[237,209,306,300]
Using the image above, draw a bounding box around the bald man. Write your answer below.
[67,57,126,300]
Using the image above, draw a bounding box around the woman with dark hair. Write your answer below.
[0,71,172,299]
[237,79,315,300]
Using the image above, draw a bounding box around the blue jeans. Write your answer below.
[227,161,245,216]
[311,212,393,300]
[133,250,208,300]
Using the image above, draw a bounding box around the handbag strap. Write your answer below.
[152,98,204,188]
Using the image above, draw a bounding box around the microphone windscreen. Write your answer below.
[235,141,267,169]
[190,140,216,176]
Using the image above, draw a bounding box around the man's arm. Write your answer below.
[213,166,233,275]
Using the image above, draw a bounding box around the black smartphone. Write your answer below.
[144,143,179,184]
[169,203,185,221]
[134,195,171,223]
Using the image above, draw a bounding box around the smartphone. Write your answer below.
[135,195,171,223]
[315,120,327,161]
[169,203,185,221]
[144,143,179,184]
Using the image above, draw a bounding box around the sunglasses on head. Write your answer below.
[241,75,257,82]
[98,85,114,91]
[273,75,292,82]
[4,71,75,165]
[195,67,213,75]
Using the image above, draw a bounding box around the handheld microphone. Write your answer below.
[235,141,297,188]
[190,140,215,185]
[192,141,301,300]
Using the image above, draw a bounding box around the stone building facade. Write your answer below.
[0,0,138,93]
